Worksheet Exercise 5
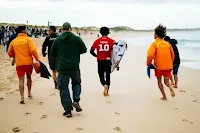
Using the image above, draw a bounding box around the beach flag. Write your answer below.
[147,64,157,78]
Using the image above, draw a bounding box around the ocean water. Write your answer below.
[122,30,200,70]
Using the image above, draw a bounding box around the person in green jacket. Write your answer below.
[50,22,87,118]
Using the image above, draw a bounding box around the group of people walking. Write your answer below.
[6,22,180,117]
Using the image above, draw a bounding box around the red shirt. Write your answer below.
[92,36,115,61]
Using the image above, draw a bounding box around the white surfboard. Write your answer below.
[111,40,127,73]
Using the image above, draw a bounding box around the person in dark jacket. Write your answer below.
[164,36,180,88]
[42,26,58,89]
[50,22,87,118]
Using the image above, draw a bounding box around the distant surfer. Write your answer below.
[164,36,180,88]
[42,26,59,89]
[147,24,175,100]
[90,27,115,96]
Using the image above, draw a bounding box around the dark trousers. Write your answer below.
[97,60,111,89]
[57,70,81,111]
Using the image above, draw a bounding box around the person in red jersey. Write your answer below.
[90,27,115,96]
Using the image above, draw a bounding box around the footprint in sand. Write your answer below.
[115,112,120,115]
[174,108,178,110]
[50,93,56,96]
[75,127,83,131]
[106,101,112,104]
[5,91,15,95]
[40,115,48,119]
[0,97,4,101]
[12,127,22,132]
[182,119,194,124]
[192,100,197,103]
[179,90,186,93]
[114,127,121,131]
[24,112,31,116]
[37,102,43,105]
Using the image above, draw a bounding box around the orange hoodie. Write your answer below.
[147,38,174,70]
[7,33,39,66]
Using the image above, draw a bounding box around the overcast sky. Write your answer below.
[1,0,200,29]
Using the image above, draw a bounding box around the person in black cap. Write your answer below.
[50,22,87,117]
[164,36,180,88]
[42,26,58,89]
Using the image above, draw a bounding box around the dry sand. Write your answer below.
[0,33,200,133]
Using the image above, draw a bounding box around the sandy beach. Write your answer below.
[0,33,200,133]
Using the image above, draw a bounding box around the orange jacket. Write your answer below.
[147,38,174,70]
[7,33,39,66]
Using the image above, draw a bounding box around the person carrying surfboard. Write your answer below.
[90,27,115,97]
[146,24,175,100]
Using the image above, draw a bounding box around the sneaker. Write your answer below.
[63,111,72,118]
[72,102,82,112]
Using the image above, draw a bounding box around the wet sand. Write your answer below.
[0,34,200,133]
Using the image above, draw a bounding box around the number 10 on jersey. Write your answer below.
[99,44,109,51]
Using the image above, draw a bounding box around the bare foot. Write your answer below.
[28,95,33,99]
[160,97,167,100]
[103,85,108,97]
[173,85,178,88]
[20,101,25,104]
[169,87,175,97]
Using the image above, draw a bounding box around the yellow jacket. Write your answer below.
[147,38,174,70]
[7,33,39,66]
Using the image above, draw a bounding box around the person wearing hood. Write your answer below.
[164,36,180,88]
[42,26,58,89]
[50,22,87,117]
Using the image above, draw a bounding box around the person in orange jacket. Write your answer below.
[7,26,39,104]
[147,24,175,100]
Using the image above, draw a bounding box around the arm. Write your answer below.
[7,41,14,58]
[50,39,58,58]
[78,37,87,54]
[90,47,97,57]
[42,37,49,57]
[90,41,97,57]
[169,45,175,62]
[146,43,156,66]
[28,38,39,61]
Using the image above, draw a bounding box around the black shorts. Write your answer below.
[48,56,58,71]
[173,64,180,75]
